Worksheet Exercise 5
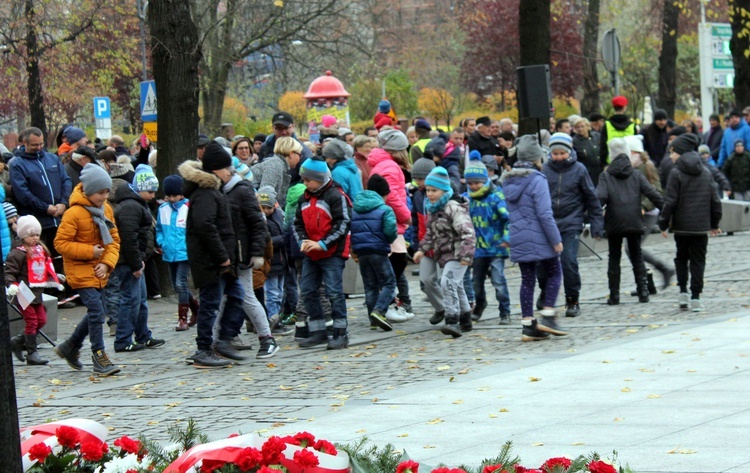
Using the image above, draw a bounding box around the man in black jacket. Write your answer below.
[658,134,722,312]
[468,116,503,158]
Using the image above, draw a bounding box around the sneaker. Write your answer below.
[398,300,413,314]
[144,338,165,348]
[498,313,512,325]
[394,305,415,320]
[472,299,488,321]
[231,335,253,351]
[272,325,294,336]
[59,301,76,309]
[54,339,83,370]
[213,339,247,360]
[280,313,297,325]
[150,294,162,300]
[192,349,232,369]
[537,314,569,336]
[678,292,689,310]
[298,330,329,348]
[564,297,580,317]
[109,323,117,337]
[114,342,146,353]
[294,323,310,342]
[440,321,462,338]
[429,310,445,325]
[92,350,120,376]
[369,310,393,331]
[691,299,705,312]
[521,319,550,342]
[385,305,408,322]
[256,337,280,359]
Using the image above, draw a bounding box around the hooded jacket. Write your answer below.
[542,154,604,237]
[265,206,286,275]
[658,151,722,234]
[367,148,411,233]
[223,174,270,269]
[419,195,476,267]
[641,123,669,167]
[54,183,120,289]
[718,120,750,167]
[331,157,363,201]
[156,197,189,263]
[115,186,155,269]
[351,190,398,256]
[722,150,750,193]
[597,155,664,236]
[293,179,352,261]
[463,182,510,258]
[179,160,236,288]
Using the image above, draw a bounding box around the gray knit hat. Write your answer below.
[258,185,277,208]
[410,157,436,179]
[516,135,545,162]
[80,162,113,196]
[322,140,349,162]
[377,129,409,151]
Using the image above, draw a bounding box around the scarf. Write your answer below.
[468,181,492,200]
[26,244,61,289]
[84,205,115,245]
[425,187,453,214]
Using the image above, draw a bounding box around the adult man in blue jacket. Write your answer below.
[717,110,750,168]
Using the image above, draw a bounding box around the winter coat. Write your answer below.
[658,151,722,234]
[156,198,189,263]
[641,123,669,167]
[265,206,287,275]
[293,179,352,261]
[597,155,664,236]
[438,144,463,194]
[54,183,120,289]
[0,186,10,262]
[115,186,155,270]
[252,154,291,208]
[572,133,602,186]
[411,187,427,251]
[223,174,269,268]
[284,183,306,261]
[718,120,750,168]
[64,160,83,188]
[467,131,502,157]
[599,114,637,163]
[351,190,398,256]
[501,168,561,263]
[9,146,72,230]
[542,155,604,237]
[704,125,724,161]
[179,160,237,289]
[367,148,411,234]
[331,158,363,201]
[419,196,476,267]
[702,160,731,198]
[722,151,750,193]
[463,182,509,258]
[4,245,59,303]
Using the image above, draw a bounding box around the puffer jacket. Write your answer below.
[542,154,604,237]
[5,245,62,303]
[54,183,120,289]
[331,158,363,201]
[252,154,290,208]
[368,148,411,233]
[293,179,352,261]
[722,151,750,193]
[659,151,722,234]
[463,182,510,258]
[410,187,428,251]
[0,186,10,261]
[597,155,664,236]
[284,182,306,261]
[501,167,561,263]
[419,195,476,267]
[179,160,236,288]
[351,190,398,256]
[223,174,269,268]
[156,198,189,263]
[115,186,155,270]
[718,120,750,167]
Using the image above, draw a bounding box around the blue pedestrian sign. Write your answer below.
[140,81,158,122]
[93,97,111,119]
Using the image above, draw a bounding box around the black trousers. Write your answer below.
[674,234,708,298]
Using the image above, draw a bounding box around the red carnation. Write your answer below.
[431,468,468,473]
[56,425,80,449]
[293,431,316,448]
[483,466,509,473]
[262,436,287,464]
[114,436,141,455]
[515,466,543,473]
[81,440,109,462]
[541,457,572,471]
[587,460,617,473]
[396,459,420,473]
[293,448,320,468]
[258,466,286,473]
[200,460,227,473]
[313,439,338,455]
[28,443,53,463]
[235,447,263,471]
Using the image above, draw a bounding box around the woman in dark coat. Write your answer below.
[572,118,602,186]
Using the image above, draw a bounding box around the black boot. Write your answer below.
[327,328,349,350]
[647,271,657,295]
[440,315,462,338]
[636,272,650,303]
[25,334,48,365]
[11,334,26,362]
[297,330,328,348]
[459,311,473,332]
[535,291,546,311]
[607,269,620,305]
[564,296,580,317]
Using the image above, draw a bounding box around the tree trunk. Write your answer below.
[657,0,679,118]
[200,0,237,137]
[25,0,47,138]
[518,0,551,136]
[0,273,22,473]
[731,0,750,107]
[580,0,601,118]
[148,0,202,183]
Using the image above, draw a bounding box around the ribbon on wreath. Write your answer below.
[20,419,108,472]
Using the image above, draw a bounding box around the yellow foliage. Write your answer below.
[417,88,455,123]
[278,91,307,127]
[222,97,249,124]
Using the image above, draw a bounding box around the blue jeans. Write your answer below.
[281,262,298,314]
[113,264,152,350]
[196,275,246,350]
[69,288,106,352]
[463,266,475,302]
[358,253,396,314]
[102,271,121,326]
[168,261,192,305]
[472,256,511,314]
[299,256,347,332]
[264,272,285,318]
[538,230,581,299]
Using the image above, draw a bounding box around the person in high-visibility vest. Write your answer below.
[599,96,637,165]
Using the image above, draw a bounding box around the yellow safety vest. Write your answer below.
[604,121,636,163]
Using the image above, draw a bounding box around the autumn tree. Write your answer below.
[278,91,307,128]
[418,88,456,127]
[348,68,418,122]
[730,0,750,106]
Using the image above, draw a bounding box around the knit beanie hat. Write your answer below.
[735,138,745,148]
[516,135,545,162]
[481,154,499,171]
[16,215,42,239]
[367,174,390,197]
[258,185,277,207]
[3,202,17,220]
[202,141,233,171]
[549,132,573,153]
[65,127,86,144]
[608,138,630,159]
[80,162,113,196]
[623,135,645,154]
[163,174,184,196]
[378,100,391,114]
[425,167,452,192]
[464,157,488,182]
[132,164,159,192]
[698,144,711,156]
[469,150,481,161]
[670,133,701,155]
[414,118,432,131]
[411,157,436,180]
[300,157,331,183]
[378,129,409,151]
[424,136,447,160]
[321,115,337,127]
[653,109,668,121]
[322,139,349,162]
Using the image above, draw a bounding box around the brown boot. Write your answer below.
[176,304,189,331]
[188,296,199,327]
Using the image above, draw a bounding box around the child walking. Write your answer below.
[413,167,476,338]
[6,215,64,364]
[501,135,568,342]
[54,163,121,375]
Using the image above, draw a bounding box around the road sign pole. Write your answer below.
[699,20,713,124]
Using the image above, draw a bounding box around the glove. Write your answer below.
[250,256,265,270]
[7,285,18,296]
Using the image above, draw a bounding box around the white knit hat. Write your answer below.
[17,215,42,239]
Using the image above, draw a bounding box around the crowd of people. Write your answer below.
[1,94,737,373]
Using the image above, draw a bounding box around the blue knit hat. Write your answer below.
[425,167,452,192]
[300,157,331,183]
[464,157,488,182]
[65,127,86,145]
[469,150,481,161]
[549,132,573,152]
[132,164,159,192]
[163,174,184,196]
[378,100,391,114]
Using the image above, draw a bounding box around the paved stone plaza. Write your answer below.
[13,232,750,473]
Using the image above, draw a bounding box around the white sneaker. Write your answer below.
[395,305,415,320]
[678,292,689,310]
[690,299,705,312]
[385,305,408,322]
